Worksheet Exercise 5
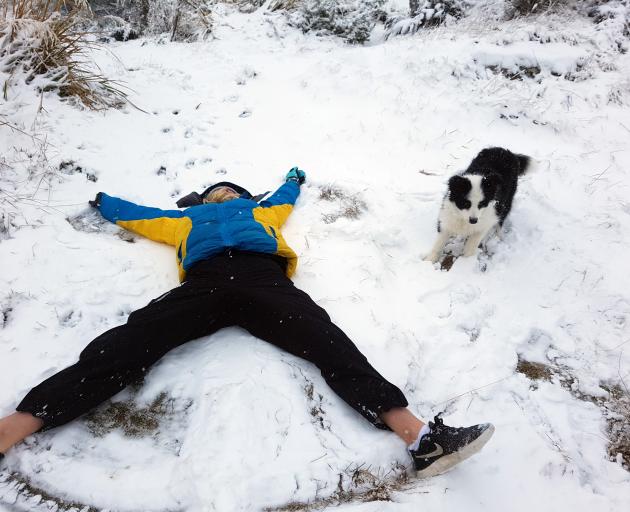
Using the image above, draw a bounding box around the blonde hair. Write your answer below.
[203,186,239,204]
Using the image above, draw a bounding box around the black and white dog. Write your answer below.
[424,147,531,263]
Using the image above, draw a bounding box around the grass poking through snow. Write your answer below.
[1,0,128,109]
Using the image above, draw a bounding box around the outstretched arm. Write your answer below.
[258,167,305,227]
[91,192,189,246]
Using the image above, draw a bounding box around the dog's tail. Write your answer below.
[516,153,548,176]
[471,147,540,177]
[516,153,530,176]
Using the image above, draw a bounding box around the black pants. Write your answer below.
[17,252,408,430]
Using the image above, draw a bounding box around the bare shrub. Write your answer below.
[148,0,214,41]
[0,0,127,109]
[587,0,630,52]
[88,0,214,41]
[508,0,567,16]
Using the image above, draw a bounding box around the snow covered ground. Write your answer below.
[1,5,630,512]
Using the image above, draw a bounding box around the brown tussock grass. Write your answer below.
[1,0,128,109]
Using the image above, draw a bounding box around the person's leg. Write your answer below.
[0,413,44,454]
[3,278,233,453]
[234,275,411,432]
[229,257,494,478]
[380,407,425,445]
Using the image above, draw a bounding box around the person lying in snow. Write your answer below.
[0,167,494,478]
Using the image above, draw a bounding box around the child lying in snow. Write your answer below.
[0,168,493,478]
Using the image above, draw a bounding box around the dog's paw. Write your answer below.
[423,253,440,263]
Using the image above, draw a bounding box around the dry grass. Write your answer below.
[171,0,214,41]
[85,392,175,438]
[267,0,301,12]
[225,0,300,14]
[265,463,410,511]
[516,356,554,382]
[319,185,367,224]
[0,391,188,510]
[1,0,127,109]
[0,118,61,219]
[516,356,630,469]
[0,471,98,512]
[602,383,630,468]
[486,64,542,80]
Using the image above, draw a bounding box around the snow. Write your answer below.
[2,5,630,512]
[472,41,588,75]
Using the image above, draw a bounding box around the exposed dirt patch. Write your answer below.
[440,253,456,271]
[516,356,554,382]
[487,64,542,80]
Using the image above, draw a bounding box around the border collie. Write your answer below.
[424,147,531,263]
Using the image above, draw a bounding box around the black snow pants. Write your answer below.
[17,251,408,430]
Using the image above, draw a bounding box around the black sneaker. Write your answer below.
[410,415,495,478]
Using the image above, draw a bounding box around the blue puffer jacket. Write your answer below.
[97,181,300,281]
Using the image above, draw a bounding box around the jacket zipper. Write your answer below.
[218,205,233,246]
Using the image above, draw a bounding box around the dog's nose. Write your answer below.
[469,217,478,224]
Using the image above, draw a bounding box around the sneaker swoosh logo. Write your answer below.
[423,443,444,459]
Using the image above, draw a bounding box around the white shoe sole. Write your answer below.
[415,424,495,479]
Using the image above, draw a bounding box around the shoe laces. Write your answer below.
[428,412,445,434]
[429,413,470,436]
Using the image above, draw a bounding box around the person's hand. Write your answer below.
[285,167,306,185]
[89,192,103,208]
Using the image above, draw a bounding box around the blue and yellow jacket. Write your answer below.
[97,181,300,281]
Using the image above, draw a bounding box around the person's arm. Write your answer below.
[258,168,305,227]
[91,192,189,246]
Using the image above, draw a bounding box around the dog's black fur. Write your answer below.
[425,146,532,263]
[452,146,530,227]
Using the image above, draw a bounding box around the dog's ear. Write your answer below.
[481,174,501,197]
[448,175,471,200]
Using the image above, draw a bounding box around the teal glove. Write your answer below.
[285,167,306,185]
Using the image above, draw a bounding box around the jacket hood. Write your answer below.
[176,181,256,208]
